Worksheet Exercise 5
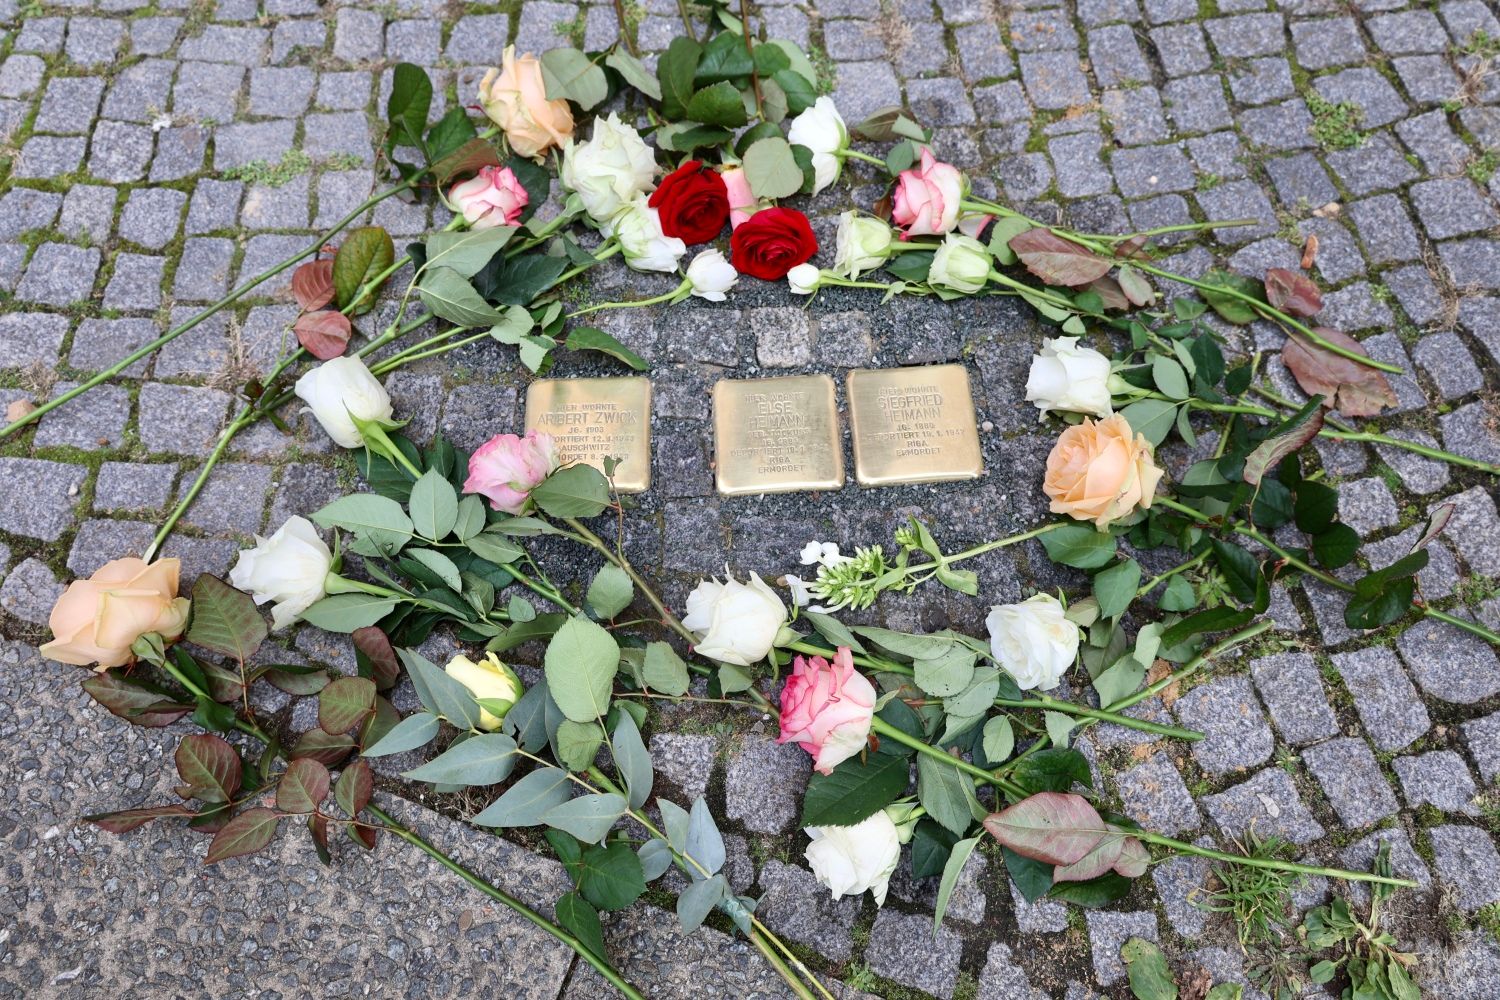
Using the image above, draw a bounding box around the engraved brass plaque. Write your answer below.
[524,377,652,493]
[713,375,845,496]
[847,364,983,487]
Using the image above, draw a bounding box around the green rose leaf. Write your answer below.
[544,616,619,724]
[743,136,804,200]
[685,80,749,128]
[333,226,396,315]
[801,752,909,828]
[540,47,609,110]
[419,266,503,327]
[1040,524,1118,569]
[531,464,611,518]
[186,574,267,664]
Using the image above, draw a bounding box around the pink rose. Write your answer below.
[891,149,964,237]
[720,166,759,229]
[777,647,877,775]
[464,430,561,514]
[450,165,529,229]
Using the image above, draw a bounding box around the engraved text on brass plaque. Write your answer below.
[713,374,844,496]
[846,364,982,486]
[524,377,652,493]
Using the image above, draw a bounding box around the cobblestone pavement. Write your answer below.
[2,0,1500,997]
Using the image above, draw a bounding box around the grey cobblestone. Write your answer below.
[1249,652,1338,746]
[1202,768,1325,844]
[1172,675,1274,775]
[1302,737,1399,829]
[1429,826,1500,912]
[1332,648,1431,752]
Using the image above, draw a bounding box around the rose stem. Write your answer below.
[1101,620,1271,714]
[1155,497,1500,646]
[738,0,764,119]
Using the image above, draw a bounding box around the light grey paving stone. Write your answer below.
[0,558,64,624]
[1152,850,1212,938]
[172,61,245,123]
[1228,56,1295,106]
[1291,16,1366,69]
[1336,477,1399,535]
[865,909,963,998]
[1172,675,1274,775]
[272,18,327,63]
[1412,178,1500,240]
[1437,238,1500,291]
[1086,910,1158,986]
[1151,23,1211,76]
[118,188,186,251]
[976,943,1047,1000]
[1314,67,1408,127]
[1364,526,1458,599]
[65,519,157,576]
[34,381,130,451]
[1383,265,1443,327]
[33,75,105,134]
[150,125,208,181]
[0,312,69,369]
[131,16,182,55]
[179,24,268,65]
[100,58,172,123]
[1019,51,1091,109]
[1113,752,1200,834]
[1328,134,1420,196]
[1440,403,1500,470]
[830,60,902,124]
[1398,109,1472,175]
[1196,180,1278,243]
[58,184,116,240]
[1009,877,1069,932]
[1265,152,1337,206]
[248,65,315,117]
[888,843,988,925]
[1163,74,1231,134]
[87,120,153,182]
[1396,616,1500,704]
[723,736,808,834]
[1249,652,1338,746]
[157,534,240,583]
[1111,142,1195,197]
[1302,737,1399,829]
[1204,12,1284,56]
[0,54,44,98]
[1202,768,1325,845]
[173,461,273,535]
[1049,131,1114,197]
[0,458,88,541]
[1429,825,1500,911]
[1462,710,1500,785]
[1089,24,1150,85]
[1394,750,1481,816]
[174,238,236,302]
[186,179,244,234]
[214,119,296,171]
[65,15,126,67]
[1298,217,1363,284]
[15,243,99,308]
[755,859,861,962]
[138,383,231,456]
[68,318,156,377]
[1340,828,1432,903]
[1332,647,1431,752]
[94,462,175,514]
[647,733,716,804]
[1413,331,1483,400]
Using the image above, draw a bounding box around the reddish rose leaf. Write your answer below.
[1243,405,1325,485]
[1112,831,1150,878]
[1412,502,1455,553]
[82,673,192,728]
[1282,328,1398,418]
[1052,831,1126,882]
[308,813,332,865]
[981,791,1110,865]
[293,310,353,360]
[1264,267,1323,317]
[290,728,357,768]
[276,758,331,814]
[1009,229,1114,287]
[175,733,243,803]
[291,259,335,311]
[188,801,233,835]
[1118,265,1155,307]
[352,626,401,691]
[319,676,377,734]
[1116,235,1150,260]
[85,803,196,834]
[348,822,378,850]
[335,758,374,818]
[205,807,280,864]
[1084,276,1129,311]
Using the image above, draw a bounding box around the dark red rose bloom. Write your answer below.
[648,160,730,245]
[730,207,818,280]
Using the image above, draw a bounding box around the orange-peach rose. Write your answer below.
[40,558,190,669]
[478,45,574,159]
[1043,414,1163,528]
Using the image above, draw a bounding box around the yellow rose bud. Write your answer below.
[444,652,524,731]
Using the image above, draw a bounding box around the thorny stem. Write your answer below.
[1102,620,1272,714]
[1156,497,1500,646]
[567,278,689,317]
[739,0,764,120]
[611,0,640,57]
[870,716,1029,798]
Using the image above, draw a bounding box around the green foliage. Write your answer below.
[1300,845,1418,1000]
[1199,833,1298,951]
[1306,93,1365,151]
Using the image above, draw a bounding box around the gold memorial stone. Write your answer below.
[847,364,983,487]
[524,377,652,493]
[713,374,844,496]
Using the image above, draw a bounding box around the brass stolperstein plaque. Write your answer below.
[524,377,652,493]
[713,374,845,496]
[846,364,984,487]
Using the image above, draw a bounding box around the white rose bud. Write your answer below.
[786,96,849,195]
[1025,336,1114,419]
[229,516,333,631]
[445,652,525,731]
[682,569,787,667]
[833,211,894,279]
[686,249,738,301]
[804,811,902,906]
[787,262,822,295]
[928,232,991,294]
[293,355,394,449]
[605,198,687,273]
[561,113,657,223]
[986,593,1080,692]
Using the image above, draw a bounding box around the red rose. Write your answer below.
[730,207,818,280]
[648,160,730,245]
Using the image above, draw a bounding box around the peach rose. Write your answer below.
[777,647,877,775]
[1043,414,1164,528]
[479,45,574,159]
[40,558,191,669]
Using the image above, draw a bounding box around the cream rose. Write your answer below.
[986,593,1079,691]
[785,96,848,195]
[605,197,687,273]
[293,355,394,449]
[786,262,822,295]
[561,113,657,223]
[478,46,574,159]
[928,233,991,294]
[682,570,787,667]
[686,249,737,301]
[1043,413,1164,527]
[804,811,902,906]
[833,212,893,279]
[41,558,190,669]
[229,515,333,631]
[1026,337,1114,419]
[445,652,525,731]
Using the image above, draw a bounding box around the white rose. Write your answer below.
[229,516,333,630]
[561,113,657,223]
[682,569,787,667]
[605,198,686,273]
[786,96,848,195]
[804,811,902,906]
[833,212,893,279]
[928,232,991,294]
[787,262,821,295]
[1025,336,1114,419]
[686,249,737,301]
[986,593,1079,691]
[293,355,394,448]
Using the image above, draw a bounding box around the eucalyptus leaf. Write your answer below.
[401,732,517,786]
[541,791,627,843]
[471,765,572,827]
[612,710,654,810]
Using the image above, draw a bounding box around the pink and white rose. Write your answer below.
[719,166,759,228]
[891,149,964,237]
[449,165,529,229]
[464,429,561,514]
[777,646,877,775]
